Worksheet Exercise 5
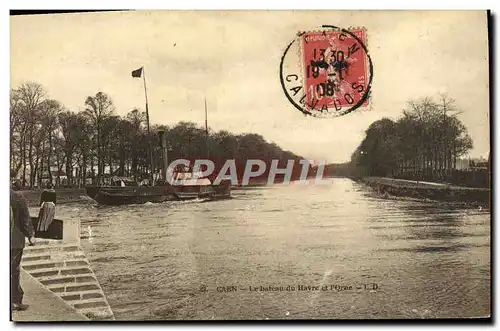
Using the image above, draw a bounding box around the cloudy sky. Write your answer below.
[11,10,490,163]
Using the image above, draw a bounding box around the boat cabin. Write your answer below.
[171,171,212,187]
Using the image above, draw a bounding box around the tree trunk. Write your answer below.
[108,144,113,176]
[119,154,125,176]
[97,121,101,184]
[33,144,40,189]
[90,148,95,185]
[74,167,79,187]
[82,152,88,187]
[65,151,72,186]
[38,143,44,188]
[22,143,26,185]
[55,153,60,186]
[132,153,138,181]
[57,156,64,187]
[47,134,53,184]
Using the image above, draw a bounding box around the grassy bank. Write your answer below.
[361,177,490,206]
[16,188,89,207]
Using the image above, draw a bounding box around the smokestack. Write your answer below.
[158,130,168,181]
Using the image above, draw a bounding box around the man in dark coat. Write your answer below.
[10,185,35,311]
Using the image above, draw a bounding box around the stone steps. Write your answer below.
[21,252,52,262]
[22,250,86,258]
[22,258,89,270]
[21,237,114,320]
[60,289,105,301]
[23,244,82,255]
[24,240,79,247]
[27,265,93,278]
[78,307,115,320]
[47,281,101,293]
[37,273,96,286]
[28,239,57,246]
[68,298,110,310]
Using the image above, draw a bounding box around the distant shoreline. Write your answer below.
[15,177,490,208]
[359,177,490,207]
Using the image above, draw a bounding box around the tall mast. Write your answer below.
[142,67,155,185]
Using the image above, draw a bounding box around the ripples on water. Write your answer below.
[42,178,490,320]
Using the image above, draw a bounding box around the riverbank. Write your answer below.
[17,188,90,207]
[18,184,268,206]
[360,177,490,206]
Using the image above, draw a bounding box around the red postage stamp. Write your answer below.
[280,26,372,117]
[302,28,369,113]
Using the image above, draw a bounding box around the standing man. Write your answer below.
[11,181,35,311]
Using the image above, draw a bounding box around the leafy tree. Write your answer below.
[84,92,115,184]
[10,83,310,187]
[10,83,47,187]
[350,96,473,182]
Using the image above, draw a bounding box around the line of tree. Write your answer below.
[10,82,307,188]
[349,95,474,181]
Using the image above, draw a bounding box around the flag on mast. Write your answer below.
[132,67,143,78]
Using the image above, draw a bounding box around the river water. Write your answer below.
[40,178,490,320]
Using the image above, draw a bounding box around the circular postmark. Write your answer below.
[280,25,373,117]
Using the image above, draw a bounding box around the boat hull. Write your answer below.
[85,186,170,206]
[85,183,231,205]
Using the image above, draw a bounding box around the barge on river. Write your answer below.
[85,74,231,206]
[85,172,231,206]
[85,129,231,206]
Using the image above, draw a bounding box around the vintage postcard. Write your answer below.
[10,10,490,321]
